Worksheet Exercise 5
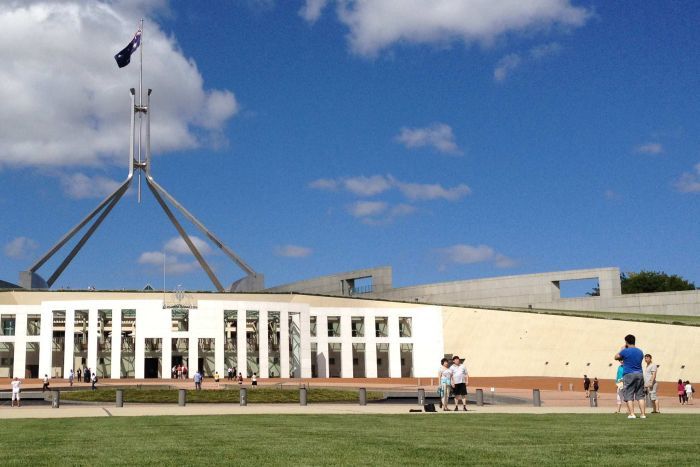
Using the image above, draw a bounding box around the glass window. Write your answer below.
[1,317,16,336]
[27,316,41,336]
[351,317,364,337]
[310,316,317,337]
[375,317,388,337]
[399,317,412,338]
[327,316,341,337]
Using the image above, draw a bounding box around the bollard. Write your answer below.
[116,389,124,407]
[490,387,496,405]
[558,383,563,392]
[178,388,186,407]
[417,388,425,405]
[300,387,307,406]
[476,388,484,406]
[533,389,541,407]
[51,390,60,409]
[240,387,248,406]
[589,390,598,407]
[359,388,367,406]
[569,383,574,391]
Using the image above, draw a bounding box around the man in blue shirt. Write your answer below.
[615,334,647,419]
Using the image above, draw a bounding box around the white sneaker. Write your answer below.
[627,415,636,419]
[640,415,647,419]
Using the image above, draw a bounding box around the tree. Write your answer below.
[621,270,696,294]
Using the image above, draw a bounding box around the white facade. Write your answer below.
[0,293,443,380]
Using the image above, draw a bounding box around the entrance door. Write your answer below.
[144,358,160,378]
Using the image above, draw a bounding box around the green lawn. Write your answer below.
[60,387,384,403]
[1,414,698,465]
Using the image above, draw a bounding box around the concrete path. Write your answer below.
[1,403,699,420]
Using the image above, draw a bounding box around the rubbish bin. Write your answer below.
[417,388,425,405]
[359,388,367,406]
[300,387,307,406]
[240,387,247,406]
[178,388,186,407]
[51,390,60,409]
[533,389,541,407]
[116,389,124,407]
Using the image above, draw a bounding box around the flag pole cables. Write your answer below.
[137,18,144,203]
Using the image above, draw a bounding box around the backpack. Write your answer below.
[424,403,437,412]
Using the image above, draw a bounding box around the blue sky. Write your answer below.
[0,1,698,292]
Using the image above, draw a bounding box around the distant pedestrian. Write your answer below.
[593,377,599,393]
[194,371,202,390]
[228,367,234,381]
[69,369,74,387]
[42,374,50,392]
[77,368,82,382]
[438,358,452,411]
[643,354,660,413]
[214,371,220,383]
[450,355,468,412]
[685,381,694,404]
[84,367,90,383]
[183,365,188,379]
[237,373,243,384]
[91,372,98,390]
[583,375,591,398]
[678,379,687,404]
[11,377,21,407]
[614,334,647,419]
[252,373,258,387]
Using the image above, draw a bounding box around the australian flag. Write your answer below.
[114,30,141,68]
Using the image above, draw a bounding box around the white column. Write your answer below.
[299,310,312,378]
[111,309,121,379]
[365,314,377,378]
[38,310,53,378]
[316,314,328,378]
[237,309,247,377]
[258,309,268,379]
[340,314,353,378]
[135,335,145,379]
[216,328,225,378]
[280,310,290,378]
[87,309,98,375]
[189,337,199,375]
[388,315,401,378]
[64,309,75,378]
[162,336,172,379]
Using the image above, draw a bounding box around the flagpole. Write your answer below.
[137,18,144,203]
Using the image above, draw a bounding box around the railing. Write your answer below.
[349,284,374,295]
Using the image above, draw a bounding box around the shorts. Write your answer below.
[647,382,658,401]
[12,391,20,401]
[453,383,467,396]
[622,373,645,401]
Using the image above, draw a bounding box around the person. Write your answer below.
[214,371,220,383]
[183,365,188,379]
[252,373,258,387]
[643,354,660,413]
[69,369,74,387]
[42,374,50,392]
[685,381,694,404]
[76,368,82,382]
[84,367,90,383]
[583,375,591,398]
[177,365,183,380]
[11,377,21,407]
[450,355,468,412]
[614,334,647,419]
[615,361,624,414]
[237,372,243,384]
[678,379,686,404]
[228,367,233,381]
[172,365,178,379]
[194,370,202,390]
[437,358,452,411]
[91,372,98,390]
[593,377,599,393]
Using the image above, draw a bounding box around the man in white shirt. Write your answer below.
[643,354,659,413]
[450,355,469,412]
[11,377,21,407]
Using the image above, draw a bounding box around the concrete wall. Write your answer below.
[442,305,700,382]
[265,266,393,296]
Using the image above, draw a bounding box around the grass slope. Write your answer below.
[60,388,384,403]
[1,414,698,466]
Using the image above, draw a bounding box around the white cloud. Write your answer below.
[0,1,238,169]
[395,123,462,155]
[634,142,664,155]
[348,200,388,217]
[675,163,700,193]
[303,0,588,57]
[59,173,122,199]
[494,53,522,82]
[137,251,199,275]
[343,175,393,196]
[311,174,471,202]
[275,244,313,258]
[164,236,213,256]
[393,179,471,201]
[529,41,563,59]
[4,236,39,259]
[299,0,328,23]
[437,243,516,268]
